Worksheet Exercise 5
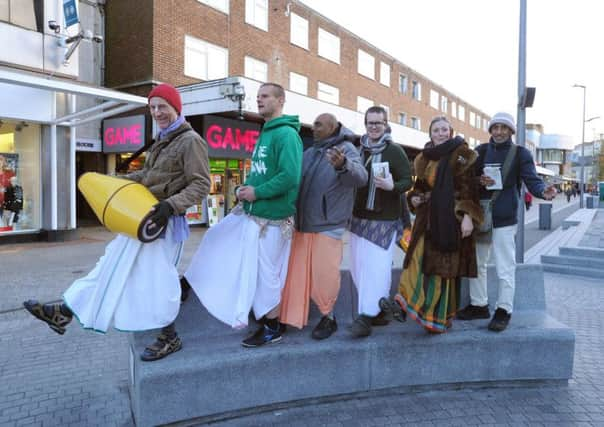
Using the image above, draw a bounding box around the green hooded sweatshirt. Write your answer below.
[243,115,303,220]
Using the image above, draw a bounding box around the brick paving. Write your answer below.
[1,209,603,426]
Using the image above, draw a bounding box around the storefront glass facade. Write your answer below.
[0,119,41,233]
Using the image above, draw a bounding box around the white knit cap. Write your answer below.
[488,112,516,134]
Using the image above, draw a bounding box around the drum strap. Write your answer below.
[116,127,193,172]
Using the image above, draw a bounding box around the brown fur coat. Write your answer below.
[404,142,483,279]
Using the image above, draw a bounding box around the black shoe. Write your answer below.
[351,315,372,338]
[180,276,191,303]
[140,333,182,361]
[456,304,490,320]
[488,308,511,332]
[23,300,73,335]
[241,324,283,348]
[371,311,391,326]
[312,316,337,340]
[379,297,407,323]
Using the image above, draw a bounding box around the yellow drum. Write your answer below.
[77,172,165,243]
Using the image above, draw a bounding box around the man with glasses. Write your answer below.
[349,106,412,337]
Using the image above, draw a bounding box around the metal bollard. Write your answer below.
[539,203,552,230]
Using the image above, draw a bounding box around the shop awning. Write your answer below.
[0,68,147,126]
[535,165,555,176]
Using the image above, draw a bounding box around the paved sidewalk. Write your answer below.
[1,208,603,426]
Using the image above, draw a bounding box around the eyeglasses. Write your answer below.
[366,121,385,127]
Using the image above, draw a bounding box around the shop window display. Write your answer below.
[0,121,41,233]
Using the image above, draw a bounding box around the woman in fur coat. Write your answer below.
[388,116,483,333]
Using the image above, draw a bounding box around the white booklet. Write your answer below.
[483,164,503,190]
[372,162,389,179]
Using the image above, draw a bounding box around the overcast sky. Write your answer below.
[300,0,604,145]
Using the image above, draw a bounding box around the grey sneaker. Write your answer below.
[312,316,337,340]
[351,315,372,338]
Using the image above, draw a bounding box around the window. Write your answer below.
[379,62,390,87]
[411,117,421,130]
[458,105,465,122]
[441,96,448,113]
[483,118,489,131]
[430,89,439,109]
[469,111,476,127]
[197,0,229,14]
[398,113,407,126]
[475,114,481,128]
[399,74,408,94]
[245,0,268,31]
[317,81,339,105]
[0,0,43,31]
[184,35,228,80]
[290,13,308,49]
[318,28,340,63]
[450,101,457,119]
[357,96,374,113]
[412,80,422,100]
[244,56,267,82]
[289,72,308,95]
[357,49,375,80]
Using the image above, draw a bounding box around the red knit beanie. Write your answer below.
[148,83,182,114]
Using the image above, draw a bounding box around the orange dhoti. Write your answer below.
[279,231,343,329]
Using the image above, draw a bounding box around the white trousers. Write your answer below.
[469,224,517,313]
[185,213,291,328]
[350,233,395,316]
[63,221,183,333]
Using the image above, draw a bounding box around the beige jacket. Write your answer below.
[125,122,210,214]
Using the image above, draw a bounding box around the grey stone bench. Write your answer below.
[128,264,575,426]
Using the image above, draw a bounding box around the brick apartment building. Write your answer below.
[105,0,489,143]
[103,0,491,225]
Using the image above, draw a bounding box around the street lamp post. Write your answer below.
[585,116,601,189]
[573,84,586,207]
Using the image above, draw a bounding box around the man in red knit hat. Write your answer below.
[23,83,211,361]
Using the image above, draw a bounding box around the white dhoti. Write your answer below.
[185,212,291,329]
[63,220,183,333]
[349,233,395,316]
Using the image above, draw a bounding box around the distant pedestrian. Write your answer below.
[572,185,577,199]
[524,191,533,211]
[457,112,556,332]
[566,187,572,203]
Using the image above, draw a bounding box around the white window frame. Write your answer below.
[317,81,339,105]
[290,12,308,50]
[441,96,448,113]
[357,49,375,80]
[379,62,390,87]
[475,114,481,128]
[430,89,439,109]
[317,28,340,63]
[357,96,374,113]
[244,56,268,82]
[469,111,476,128]
[458,105,465,122]
[289,71,308,95]
[196,0,229,14]
[184,35,228,81]
[398,112,407,126]
[412,80,422,101]
[411,117,421,130]
[399,74,408,94]
[245,0,268,32]
[450,101,457,119]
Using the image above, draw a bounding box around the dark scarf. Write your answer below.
[422,136,463,253]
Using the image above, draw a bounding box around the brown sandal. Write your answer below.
[140,334,182,362]
[23,300,72,335]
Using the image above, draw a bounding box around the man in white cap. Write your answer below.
[457,112,555,331]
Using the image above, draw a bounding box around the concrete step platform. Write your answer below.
[559,246,604,258]
[541,254,604,269]
[128,265,574,427]
[541,262,604,279]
